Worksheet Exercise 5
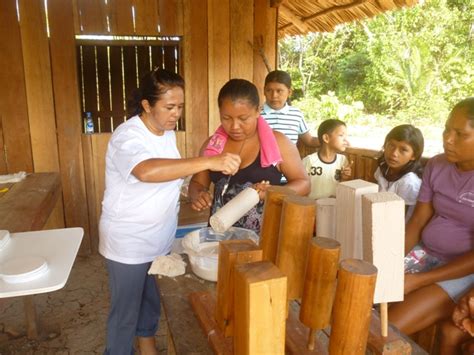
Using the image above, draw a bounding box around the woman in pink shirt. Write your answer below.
[389,98,474,337]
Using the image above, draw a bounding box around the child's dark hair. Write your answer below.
[264,70,292,89]
[378,124,424,180]
[218,79,260,110]
[127,68,184,118]
[317,119,346,143]
[450,97,474,126]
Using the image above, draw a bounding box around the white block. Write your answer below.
[362,192,405,304]
[316,198,336,239]
[335,179,378,260]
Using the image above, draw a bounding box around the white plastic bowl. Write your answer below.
[182,227,258,282]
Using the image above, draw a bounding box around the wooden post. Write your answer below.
[276,195,316,300]
[234,261,287,355]
[259,186,295,262]
[335,179,378,260]
[329,259,377,355]
[215,239,262,337]
[362,192,405,337]
[24,296,39,339]
[315,198,336,239]
[300,237,340,350]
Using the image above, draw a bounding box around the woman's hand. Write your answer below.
[209,153,241,176]
[190,189,213,212]
[452,290,474,335]
[254,180,271,200]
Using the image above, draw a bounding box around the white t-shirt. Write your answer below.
[303,152,348,200]
[374,167,421,221]
[99,116,183,264]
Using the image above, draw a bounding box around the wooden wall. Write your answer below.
[0,0,278,253]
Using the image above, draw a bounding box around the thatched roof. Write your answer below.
[273,0,419,37]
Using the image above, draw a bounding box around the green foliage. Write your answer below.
[279,0,474,127]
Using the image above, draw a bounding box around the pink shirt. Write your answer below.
[418,154,474,262]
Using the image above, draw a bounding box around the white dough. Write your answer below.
[148,253,186,277]
[210,187,260,232]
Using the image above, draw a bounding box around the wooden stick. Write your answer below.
[307,328,317,350]
[380,302,388,337]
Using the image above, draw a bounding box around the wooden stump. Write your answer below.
[276,195,316,300]
[260,186,295,263]
[215,239,262,337]
[234,261,287,355]
[329,259,377,355]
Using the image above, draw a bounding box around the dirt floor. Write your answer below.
[0,254,169,354]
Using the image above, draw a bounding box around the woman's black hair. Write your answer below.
[127,68,184,118]
[264,70,292,89]
[378,124,424,180]
[317,119,346,143]
[450,97,474,127]
[217,79,260,110]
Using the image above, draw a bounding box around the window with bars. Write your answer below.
[76,35,183,133]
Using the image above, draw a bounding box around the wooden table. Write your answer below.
[0,172,64,338]
[157,258,428,355]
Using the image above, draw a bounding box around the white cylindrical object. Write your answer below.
[316,198,336,239]
[210,187,260,233]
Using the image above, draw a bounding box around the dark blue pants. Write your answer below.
[104,259,161,355]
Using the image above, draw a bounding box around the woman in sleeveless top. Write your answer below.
[188,79,310,234]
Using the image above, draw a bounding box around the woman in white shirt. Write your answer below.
[99,69,241,354]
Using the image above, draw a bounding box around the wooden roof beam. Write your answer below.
[279,4,309,33]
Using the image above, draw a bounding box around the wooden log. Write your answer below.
[259,186,295,262]
[234,261,287,355]
[300,238,340,339]
[329,259,377,355]
[276,195,315,300]
[315,198,336,239]
[215,239,262,337]
[335,179,378,260]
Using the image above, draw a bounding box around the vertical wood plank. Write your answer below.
[230,0,254,80]
[97,46,112,132]
[48,0,91,254]
[76,0,108,34]
[134,0,159,35]
[82,133,110,253]
[0,118,7,174]
[109,0,134,35]
[183,0,208,158]
[18,0,61,173]
[0,0,34,173]
[123,45,139,108]
[207,0,230,135]
[253,0,277,101]
[158,0,183,35]
[109,45,126,127]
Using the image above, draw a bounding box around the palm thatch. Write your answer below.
[273,0,419,37]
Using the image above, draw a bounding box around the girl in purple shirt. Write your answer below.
[389,98,474,339]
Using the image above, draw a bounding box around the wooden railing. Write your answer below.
[297,142,380,183]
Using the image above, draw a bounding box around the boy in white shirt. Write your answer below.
[303,119,352,199]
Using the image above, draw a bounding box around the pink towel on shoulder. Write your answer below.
[203,116,282,167]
